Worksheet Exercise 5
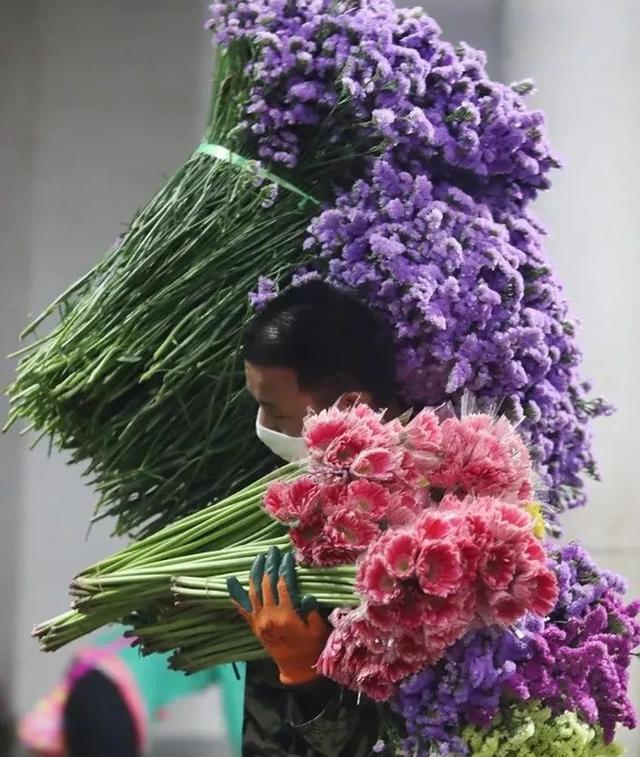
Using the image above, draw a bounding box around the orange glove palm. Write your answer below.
[227,547,330,686]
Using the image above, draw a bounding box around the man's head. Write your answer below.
[243,281,398,437]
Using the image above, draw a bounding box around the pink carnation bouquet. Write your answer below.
[261,403,557,701]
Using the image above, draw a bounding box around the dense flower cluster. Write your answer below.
[510,544,640,743]
[461,701,623,757]
[262,404,556,701]
[318,498,555,701]
[219,0,610,520]
[207,0,557,206]
[302,159,610,522]
[393,625,533,755]
[390,543,640,753]
[263,405,539,566]
[550,542,628,618]
[264,404,414,566]
[420,413,534,503]
[358,500,557,626]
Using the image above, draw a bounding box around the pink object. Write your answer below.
[344,480,390,521]
[320,494,557,701]
[382,531,418,579]
[415,541,464,597]
[264,402,558,701]
[358,555,401,604]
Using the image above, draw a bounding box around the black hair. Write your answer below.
[243,280,398,406]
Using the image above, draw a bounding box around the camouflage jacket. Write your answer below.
[242,660,388,756]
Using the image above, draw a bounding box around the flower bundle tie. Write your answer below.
[196,143,320,209]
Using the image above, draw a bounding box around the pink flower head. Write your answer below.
[315,482,345,516]
[517,479,534,502]
[419,590,470,630]
[478,541,518,591]
[512,567,559,617]
[317,606,409,701]
[493,500,534,537]
[426,417,465,489]
[456,536,483,581]
[344,479,391,520]
[415,509,456,541]
[386,490,423,527]
[310,540,360,567]
[303,406,351,455]
[455,495,532,545]
[520,534,546,564]
[350,447,397,480]
[405,409,442,452]
[357,554,401,604]
[326,508,380,551]
[323,430,372,471]
[286,477,322,521]
[404,409,442,473]
[488,591,527,625]
[395,585,430,630]
[383,531,419,579]
[428,609,477,647]
[386,656,421,684]
[263,480,297,524]
[394,449,427,489]
[352,403,399,444]
[289,516,324,564]
[416,541,463,597]
[366,602,399,632]
[394,627,437,664]
[428,415,534,503]
[357,673,396,702]
[459,436,514,495]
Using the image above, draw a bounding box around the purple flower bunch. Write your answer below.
[550,542,629,618]
[393,625,533,756]
[212,0,609,516]
[207,0,557,207]
[302,160,608,519]
[510,544,640,743]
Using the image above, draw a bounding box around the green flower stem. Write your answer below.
[8,39,374,537]
[173,648,267,673]
[81,464,297,575]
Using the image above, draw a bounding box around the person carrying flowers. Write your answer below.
[229,280,401,756]
[29,278,638,753]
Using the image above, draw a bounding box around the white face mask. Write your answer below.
[256,412,307,462]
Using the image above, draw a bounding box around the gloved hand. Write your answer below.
[227,546,330,686]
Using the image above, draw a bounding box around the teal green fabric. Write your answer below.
[94,627,245,755]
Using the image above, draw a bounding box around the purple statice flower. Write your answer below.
[548,542,626,619]
[302,158,609,520]
[207,1,558,207]
[249,276,278,309]
[393,625,534,756]
[509,543,640,743]
[214,0,607,516]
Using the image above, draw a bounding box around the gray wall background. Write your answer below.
[1,1,638,754]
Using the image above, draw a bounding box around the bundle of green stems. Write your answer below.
[34,462,358,672]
